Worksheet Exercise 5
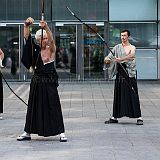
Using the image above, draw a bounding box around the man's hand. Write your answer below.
[104,57,111,64]
[24,17,34,40]
[24,17,34,26]
[39,20,47,29]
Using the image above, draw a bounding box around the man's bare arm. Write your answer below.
[114,46,135,62]
[40,21,56,55]
[24,17,34,40]
[0,48,4,60]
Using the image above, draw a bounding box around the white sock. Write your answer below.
[137,117,143,120]
[0,59,3,67]
[21,132,30,137]
[60,133,66,138]
[111,117,117,120]
[0,113,3,119]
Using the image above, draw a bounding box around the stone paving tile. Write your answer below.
[0,81,160,160]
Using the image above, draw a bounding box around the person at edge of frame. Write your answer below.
[0,48,4,120]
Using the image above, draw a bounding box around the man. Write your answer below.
[17,17,67,141]
[104,29,143,125]
[0,48,4,120]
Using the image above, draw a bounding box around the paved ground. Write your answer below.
[0,80,160,160]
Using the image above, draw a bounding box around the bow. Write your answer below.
[42,0,45,21]
[35,0,45,69]
[66,6,136,94]
[41,0,45,48]
[0,69,28,106]
[0,0,46,107]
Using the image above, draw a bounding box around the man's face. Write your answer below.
[121,32,129,43]
[40,34,48,47]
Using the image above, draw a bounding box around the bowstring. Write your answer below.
[65,5,137,94]
[0,68,28,106]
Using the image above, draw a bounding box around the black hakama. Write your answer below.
[0,73,3,113]
[112,63,141,118]
[21,35,65,137]
[24,62,65,137]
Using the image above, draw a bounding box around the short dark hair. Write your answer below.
[121,29,130,37]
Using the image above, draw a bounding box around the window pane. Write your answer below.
[109,0,157,21]
[55,25,77,80]
[52,0,108,21]
[0,26,20,79]
[158,24,160,48]
[0,0,51,21]
[136,49,157,79]
[108,23,157,48]
[83,24,105,79]
[159,1,160,20]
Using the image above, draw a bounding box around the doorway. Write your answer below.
[55,23,77,80]
[83,23,105,80]
[55,22,105,81]
[0,25,20,80]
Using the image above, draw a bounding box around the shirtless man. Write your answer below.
[113,31,135,63]
[17,17,67,141]
[24,17,56,64]
[104,30,143,125]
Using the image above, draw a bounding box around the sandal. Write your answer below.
[105,118,118,124]
[60,137,67,142]
[17,135,31,141]
[136,119,143,125]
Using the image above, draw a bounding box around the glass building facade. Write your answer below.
[0,0,159,81]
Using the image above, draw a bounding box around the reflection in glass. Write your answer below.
[136,49,157,79]
[109,0,157,21]
[158,2,160,21]
[55,25,76,80]
[0,0,51,21]
[83,24,104,79]
[52,0,108,21]
[158,24,160,48]
[0,26,19,80]
[108,23,157,48]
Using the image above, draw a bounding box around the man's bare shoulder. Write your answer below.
[130,44,136,50]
